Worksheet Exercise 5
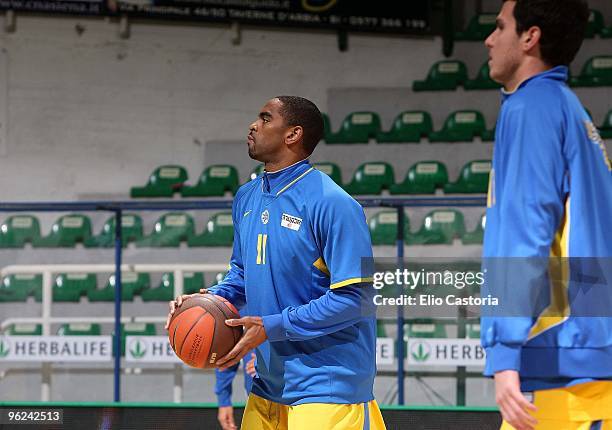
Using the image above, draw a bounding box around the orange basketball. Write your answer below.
[167,294,242,368]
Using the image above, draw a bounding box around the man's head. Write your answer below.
[247,96,323,167]
[485,0,589,90]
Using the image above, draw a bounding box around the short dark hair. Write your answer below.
[504,0,589,66]
[275,95,324,156]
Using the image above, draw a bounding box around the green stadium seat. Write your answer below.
[376,111,433,143]
[464,61,500,90]
[455,14,497,40]
[0,215,41,248]
[467,323,481,339]
[321,113,332,142]
[325,112,381,144]
[136,212,195,247]
[53,273,97,302]
[140,272,203,301]
[408,210,466,245]
[314,162,343,185]
[481,127,496,142]
[250,164,264,181]
[444,160,491,194]
[571,56,612,87]
[87,272,150,302]
[181,165,239,197]
[376,320,388,338]
[33,214,93,248]
[599,109,612,139]
[412,60,468,91]
[85,214,143,248]
[57,323,101,336]
[130,165,188,198]
[462,213,486,245]
[429,110,488,142]
[209,271,228,288]
[116,323,157,356]
[368,211,410,246]
[390,161,448,195]
[602,25,612,38]
[188,212,234,247]
[0,274,41,302]
[5,323,42,335]
[343,162,395,195]
[407,321,448,338]
[585,9,605,38]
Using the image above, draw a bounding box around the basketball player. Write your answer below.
[481,1,612,429]
[166,96,386,429]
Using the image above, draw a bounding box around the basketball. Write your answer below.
[167,294,242,368]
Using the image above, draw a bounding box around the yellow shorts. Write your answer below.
[240,393,387,430]
[501,381,612,430]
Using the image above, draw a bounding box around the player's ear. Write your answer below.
[285,126,303,147]
[522,26,541,52]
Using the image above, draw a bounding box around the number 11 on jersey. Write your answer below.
[256,233,268,265]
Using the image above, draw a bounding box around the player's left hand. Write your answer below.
[246,352,257,377]
[216,317,267,371]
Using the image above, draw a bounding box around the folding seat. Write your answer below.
[407,321,448,338]
[87,272,150,302]
[313,162,343,185]
[250,165,264,181]
[5,324,42,335]
[455,14,497,40]
[188,212,234,247]
[141,273,174,302]
[481,127,496,142]
[321,113,332,142]
[571,56,612,87]
[585,9,605,38]
[181,165,239,197]
[53,273,96,302]
[33,214,92,248]
[467,323,481,339]
[602,25,612,38]
[209,271,228,288]
[115,323,157,356]
[130,165,188,198]
[464,61,500,90]
[444,160,491,194]
[0,274,41,302]
[86,214,143,248]
[343,162,395,195]
[136,212,195,247]
[462,213,486,245]
[412,60,468,91]
[599,109,612,139]
[429,110,488,142]
[0,215,41,248]
[376,111,433,143]
[408,210,466,245]
[390,161,448,195]
[325,112,381,144]
[368,211,410,246]
[376,320,388,338]
[57,323,101,336]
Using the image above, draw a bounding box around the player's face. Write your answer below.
[247,98,289,163]
[485,1,522,88]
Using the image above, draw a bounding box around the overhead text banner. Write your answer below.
[406,338,485,367]
[0,0,104,15]
[0,336,112,362]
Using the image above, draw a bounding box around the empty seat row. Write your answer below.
[0,271,227,303]
[324,110,495,143]
[455,10,612,41]
[414,57,612,92]
[0,212,233,248]
[377,321,481,340]
[369,209,486,245]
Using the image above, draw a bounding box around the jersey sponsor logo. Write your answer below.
[261,210,269,225]
[281,213,302,231]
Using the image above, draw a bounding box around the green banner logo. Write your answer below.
[410,341,431,363]
[0,339,10,358]
[129,339,146,359]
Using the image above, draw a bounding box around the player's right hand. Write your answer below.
[494,370,537,430]
[164,289,208,330]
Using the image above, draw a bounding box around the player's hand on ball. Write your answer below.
[216,317,267,370]
[217,405,237,430]
[164,289,208,330]
[494,370,537,430]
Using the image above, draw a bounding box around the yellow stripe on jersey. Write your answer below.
[313,257,330,276]
[276,167,315,196]
[330,277,374,290]
[528,197,571,340]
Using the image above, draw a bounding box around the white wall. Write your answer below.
[0,17,443,201]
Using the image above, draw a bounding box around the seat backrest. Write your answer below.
[461,13,497,37]
[314,162,342,184]
[250,164,265,181]
[407,322,447,338]
[340,112,381,136]
[149,165,188,187]
[407,161,449,186]
[2,274,42,294]
[369,211,410,245]
[200,165,239,186]
[353,162,395,187]
[458,160,492,184]
[49,214,93,242]
[393,111,433,133]
[122,322,156,336]
[205,212,234,234]
[1,215,41,245]
[107,272,150,293]
[421,210,466,240]
[602,110,612,129]
[444,110,486,132]
[586,9,605,36]
[153,213,195,236]
[54,273,97,293]
[427,61,468,83]
[581,56,612,78]
[57,323,101,336]
[101,214,143,241]
[7,323,42,335]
